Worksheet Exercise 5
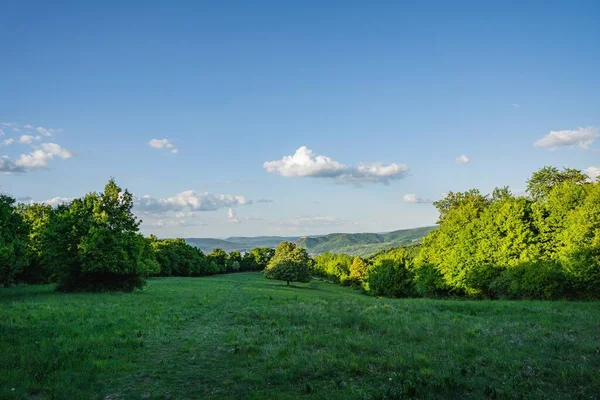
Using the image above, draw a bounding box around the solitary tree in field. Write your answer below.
[263,242,311,286]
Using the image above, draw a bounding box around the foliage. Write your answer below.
[15,203,54,283]
[0,195,29,286]
[149,236,207,276]
[43,179,152,292]
[312,252,353,283]
[363,248,415,297]
[416,166,600,299]
[263,242,311,285]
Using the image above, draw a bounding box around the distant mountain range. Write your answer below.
[185,226,436,257]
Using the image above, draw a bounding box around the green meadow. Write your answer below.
[2,272,599,399]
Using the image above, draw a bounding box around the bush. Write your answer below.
[411,263,451,298]
[490,261,568,300]
[364,250,415,298]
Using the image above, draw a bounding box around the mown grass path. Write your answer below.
[1,273,599,399]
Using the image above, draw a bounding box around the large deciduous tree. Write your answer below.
[0,195,29,286]
[44,179,155,292]
[264,242,311,286]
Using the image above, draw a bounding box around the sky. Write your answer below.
[1,1,599,238]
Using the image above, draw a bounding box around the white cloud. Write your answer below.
[148,138,178,154]
[2,138,14,146]
[0,129,4,136]
[19,134,41,145]
[264,146,409,185]
[227,208,239,223]
[403,194,431,204]
[36,127,53,137]
[12,128,20,132]
[534,126,598,149]
[0,156,26,174]
[584,166,600,181]
[14,143,72,170]
[136,191,250,213]
[41,143,73,159]
[456,155,470,164]
[16,150,53,169]
[23,124,33,129]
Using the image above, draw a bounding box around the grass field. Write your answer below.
[1,273,599,399]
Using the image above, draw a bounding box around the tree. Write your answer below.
[207,248,228,273]
[227,250,242,272]
[263,242,311,286]
[44,179,153,292]
[0,195,29,286]
[17,203,54,283]
[526,166,588,201]
[348,257,368,283]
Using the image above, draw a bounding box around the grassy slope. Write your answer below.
[1,273,598,399]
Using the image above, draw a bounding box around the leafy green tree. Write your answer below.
[348,256,368,283]
[16,203,54,283]
[264,242,311,285]
[241,247,274,271]
[227,250,242,272]
[150,237,207,276]
[0,195,29,286]
[526,166,588,201]
[207,248,228,273]
[44,179,153,292]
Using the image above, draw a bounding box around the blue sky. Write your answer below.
[1,1,599,237]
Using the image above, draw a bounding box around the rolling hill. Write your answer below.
[185,226,436,257]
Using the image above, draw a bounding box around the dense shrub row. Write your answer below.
[0,180,273,291]
[314,167,600,300]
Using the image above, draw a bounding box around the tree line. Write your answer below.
[0,179,273,291]
[312,167,600,300]
[2,166,599,299]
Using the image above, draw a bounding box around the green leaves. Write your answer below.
[263,242,311,284]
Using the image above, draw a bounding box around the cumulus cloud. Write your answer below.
[148,138,178,154]
[136,191,250,214]
[456,155,470,164]
[41,143,73,159]
[0,156,26,174]
[15,143,73,170]
[534,126,598,149]
[403,194,432,204]
[584,166,600,181]
[16,150,53,169]
[2,138,14,146]
[264,146,409,185]
[19,134,41,145]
